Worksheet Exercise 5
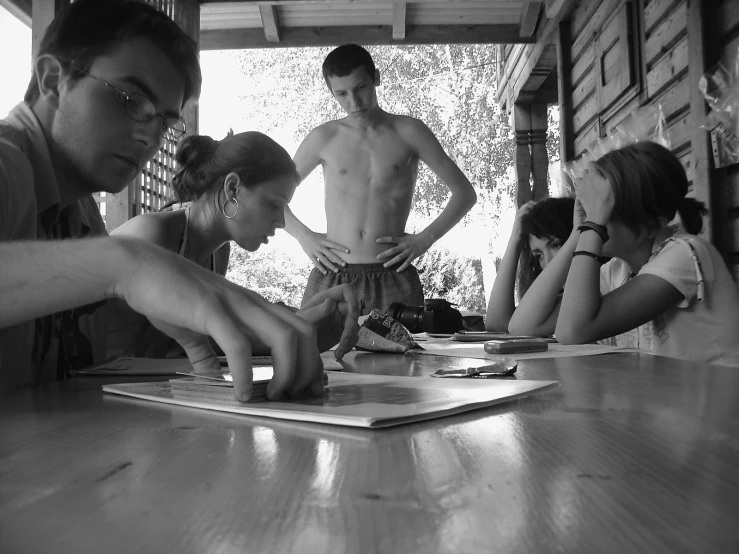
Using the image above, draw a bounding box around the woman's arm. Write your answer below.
[508,230,578,336]
[485,202,533,331]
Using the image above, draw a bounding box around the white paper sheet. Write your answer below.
[103,372,558,429]
[75,353,343,376]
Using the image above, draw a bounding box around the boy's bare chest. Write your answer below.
[322,133,417,180]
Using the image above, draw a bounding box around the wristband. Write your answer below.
[572,250,604,263]
[578,221,609,243]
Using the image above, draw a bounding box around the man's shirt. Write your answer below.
[0,103,108,392]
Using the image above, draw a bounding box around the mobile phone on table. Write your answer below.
[484,338,549,354]
[452,331,538,342]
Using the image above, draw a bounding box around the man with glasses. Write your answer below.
[0,0,358,401]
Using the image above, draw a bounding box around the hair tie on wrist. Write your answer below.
[572,250,604,263]
[578,221,610,243]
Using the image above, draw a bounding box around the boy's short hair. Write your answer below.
[24,0,202,108]
[321,44,376,91]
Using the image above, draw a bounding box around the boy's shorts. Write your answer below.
[301,262,424,316]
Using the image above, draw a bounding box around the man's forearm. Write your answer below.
[0,238,132,328]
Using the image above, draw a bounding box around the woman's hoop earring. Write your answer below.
[221,197,239,219]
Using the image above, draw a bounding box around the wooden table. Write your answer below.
[1,351,738,553]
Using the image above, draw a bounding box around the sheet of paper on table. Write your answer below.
[103,372,558,429]
[416,341,640,360]
[75,353,343,376]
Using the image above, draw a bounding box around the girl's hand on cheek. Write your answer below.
[579,163,615,225]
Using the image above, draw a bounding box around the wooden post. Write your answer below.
[530,102,549,202]
[513,103,533,207]
[556,20,574,165]
[687,0,721,248]
[31,0,69,59]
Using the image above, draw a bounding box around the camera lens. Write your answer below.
[388,302,427,333]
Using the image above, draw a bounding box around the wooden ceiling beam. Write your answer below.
[519,1,542,38]
[201,0,524,5]
[392,2,406,41]
[200,24,534,49]
[259,5,281,42]
[0,0,31,26]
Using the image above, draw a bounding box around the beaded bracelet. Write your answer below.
[578,221,610,243]
[572,250,603,262]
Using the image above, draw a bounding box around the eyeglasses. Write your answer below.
[69,65,186,141]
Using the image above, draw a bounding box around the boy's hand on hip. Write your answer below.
[299,230,349,274]
[376,233,430,272]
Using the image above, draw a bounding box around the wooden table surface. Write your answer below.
[1,351,738,553]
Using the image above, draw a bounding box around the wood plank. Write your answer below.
[724,167,739,210]
[545,0,572,19]
[571,65,595,111]
[0,0,31,25]
[728,217,739,252]
[644,0,682,36]
[676,148,696,185]
[601,93,642,136]
[520,1,543,38]
[572,92,599,135]
[717,0,739,36]
[571,40,595,88]
[200,24,534,49]
[688,0,721,248]
[644,1,687,67]
[32,0,68,59]
[392,2,406,40]
[259,5,281,42]
[571,0,621,62]
[646,35,688,97]
[557,20,575,163]
[665,112,691,152]
[574,120,599,157]
[649,72,690,122]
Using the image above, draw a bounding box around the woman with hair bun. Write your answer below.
[108,131,359,359]
[119,130,300,275]
[509,141,739,366]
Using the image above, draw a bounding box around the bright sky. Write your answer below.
[0,7,31,118]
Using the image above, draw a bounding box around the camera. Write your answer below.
[388,299,465,334]
[388,302,435,334]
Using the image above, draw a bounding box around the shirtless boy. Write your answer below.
[286,44,477,315]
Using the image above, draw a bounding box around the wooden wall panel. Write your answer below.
[644,1,686,66]
[646,35,688,98]
[572,93,599,134]
[574,121,599,156]
[571,0,621,61]
[643,0,681,35]
[650,72,690,122]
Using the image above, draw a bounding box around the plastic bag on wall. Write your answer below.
[699,46,739,168]
[562,104,670,186]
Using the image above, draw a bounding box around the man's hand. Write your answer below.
[296,284,360,359]
[375,232,432,272]
[298,229,350,274]
[115,239,325,402]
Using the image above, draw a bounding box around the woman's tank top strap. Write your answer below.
[177,204,216,272]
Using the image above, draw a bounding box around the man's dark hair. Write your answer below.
[24,0,201,107]
[321,44,376,91]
